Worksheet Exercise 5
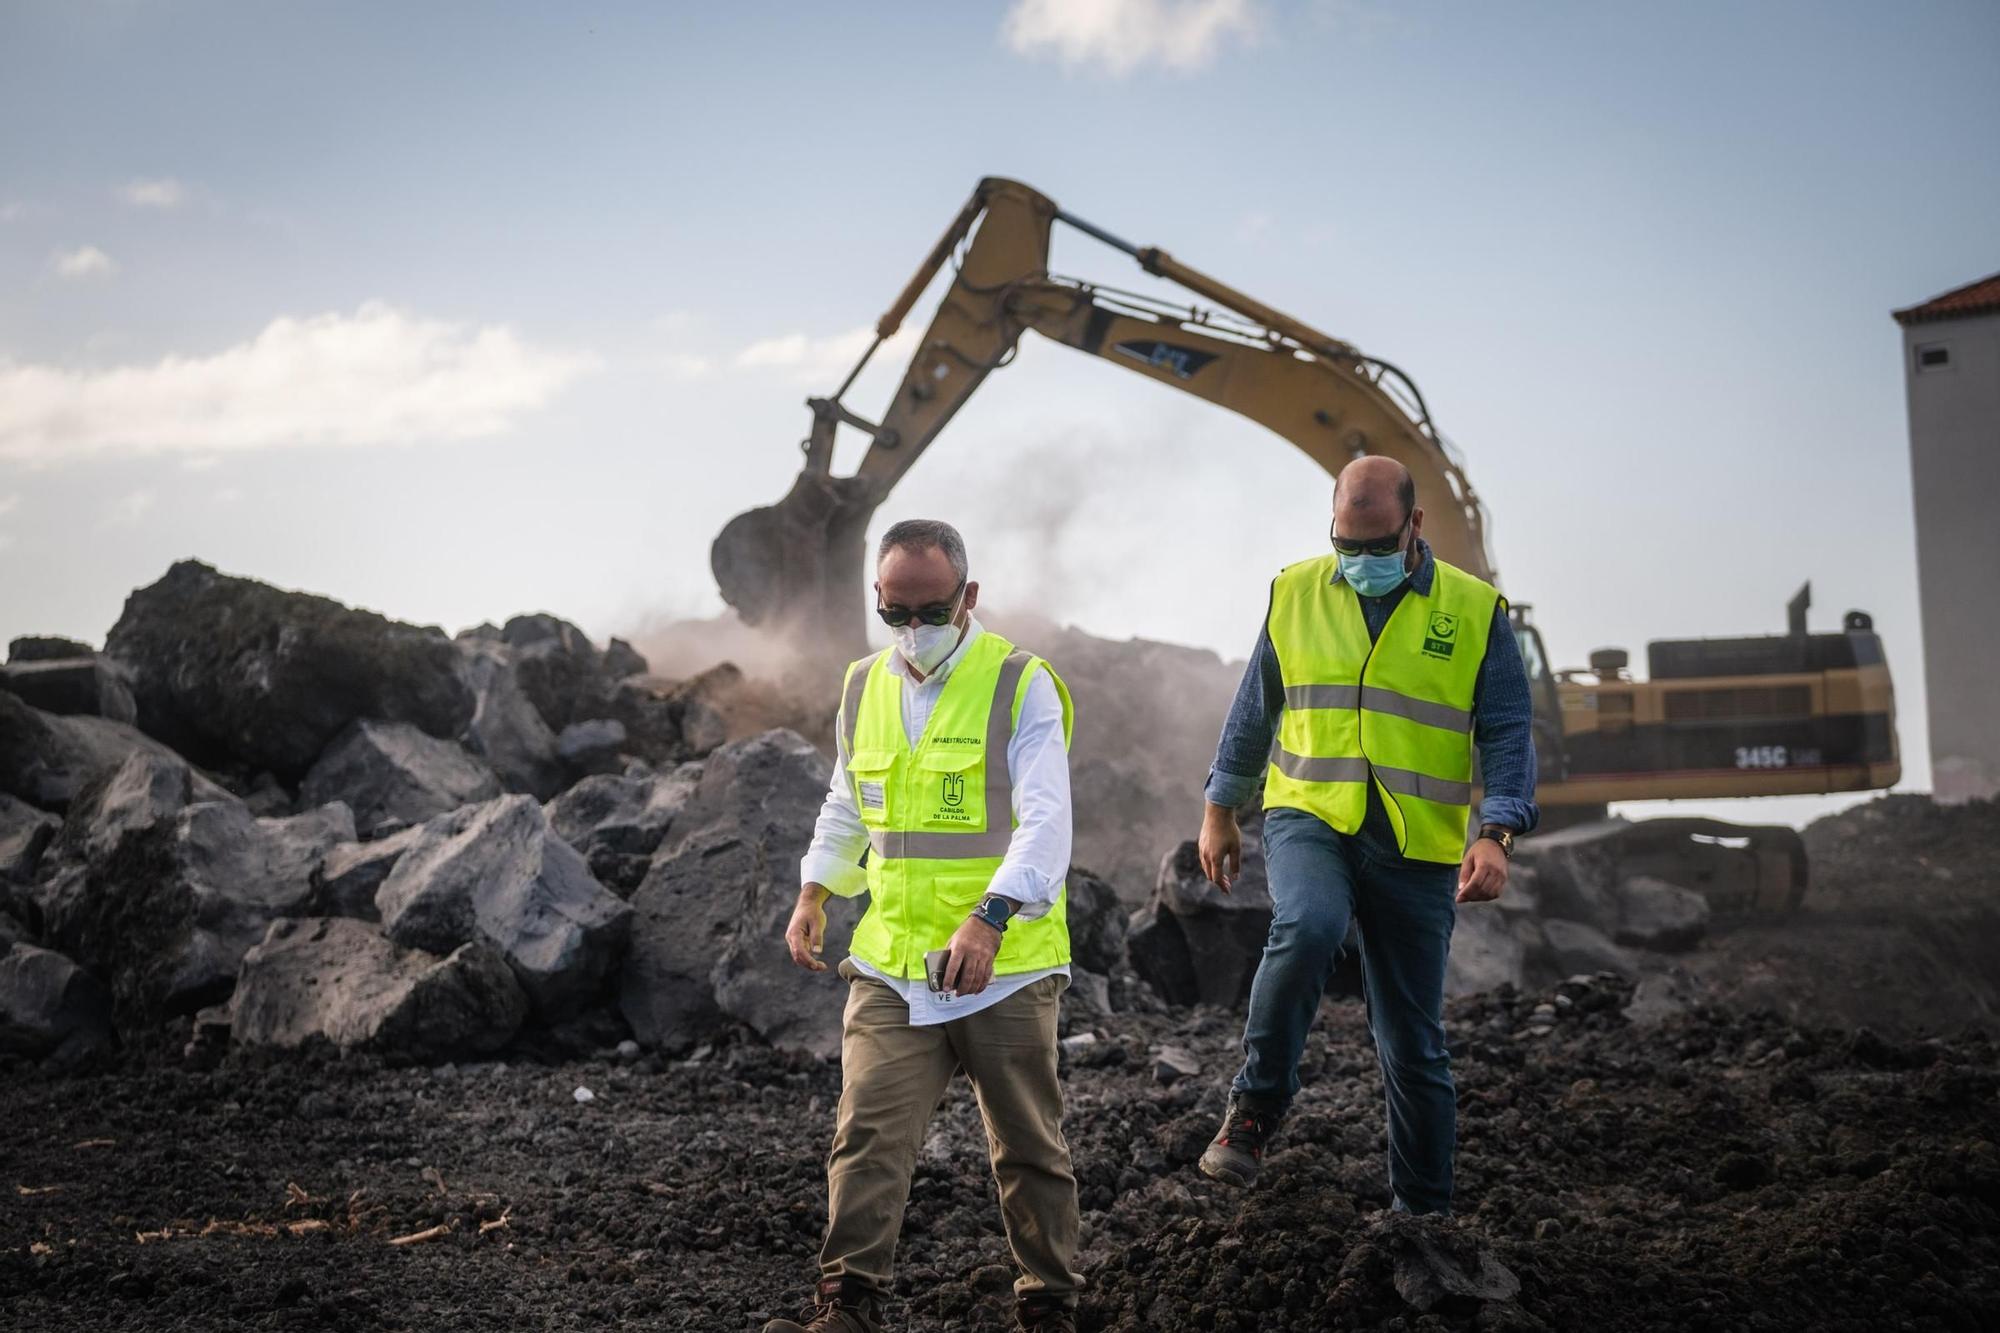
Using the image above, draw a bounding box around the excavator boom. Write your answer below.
[712,177,1491,653]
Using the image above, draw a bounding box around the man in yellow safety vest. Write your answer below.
[1195,456,1539,1214]
[766,519,1082,1333]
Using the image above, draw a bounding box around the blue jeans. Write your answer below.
[1230,808,1459,1215]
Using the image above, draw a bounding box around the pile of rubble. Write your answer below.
[0,562,1137,1070]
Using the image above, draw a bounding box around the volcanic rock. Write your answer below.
[602,637,649,679]
[230,916,526,1060]
[375,795,631,1018]
[0,942,115,1066]
[7,635,95,663]
[455,638,566,799]
[503,613,605,732]
[1610,875,1712,952]
[0,652,137,723]
[542,761,702,894]
[101,559,473,780]
[623,729,856,1056]
[0,793,59,893]
[557,718,628,776]
[314,825,424,921]
[0,689,228,813]
[34,756,353,1016]
[300,719,503,838]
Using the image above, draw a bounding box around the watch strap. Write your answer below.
[972,895,1013,932]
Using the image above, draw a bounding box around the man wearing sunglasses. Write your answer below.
[1193,456,1538,1218]
[769,519,1082,1333]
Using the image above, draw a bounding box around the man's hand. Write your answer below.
[785,885,832,971]
[940,916,1002,996]
[1198,803,1243,893]
[1457,838,1508,904]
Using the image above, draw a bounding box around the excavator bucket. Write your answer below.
[710,463,879,657]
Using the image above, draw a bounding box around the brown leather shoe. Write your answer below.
[1197,1095,1284,1188]
[761,1276,887,1332]
[1016,1291,1078,1331]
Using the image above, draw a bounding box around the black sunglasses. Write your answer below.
[876,579,965,628]
[1330,516,1409,558]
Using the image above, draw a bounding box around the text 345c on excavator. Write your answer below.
[713,177,1900,911]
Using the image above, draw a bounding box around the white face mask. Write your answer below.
[890,594,966,674]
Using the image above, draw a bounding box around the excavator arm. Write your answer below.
[712,177,1493,653]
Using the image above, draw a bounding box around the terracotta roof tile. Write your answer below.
[1893,271,2000,326]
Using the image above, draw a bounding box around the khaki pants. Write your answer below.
[821,959,1082,1304]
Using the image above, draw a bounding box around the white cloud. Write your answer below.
[733,324,918,385]
[0,301,598,464]
[660,351,717,381]
[102,491,155,526]
[1002,0,1260,75]
[0,493,17,516]
[119,178,188,209]
[53,246,117,279]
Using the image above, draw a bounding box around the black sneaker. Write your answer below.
[1197,1095,1284,1188]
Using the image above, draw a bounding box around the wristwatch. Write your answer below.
[1477,825,1516,859]
[970,895,1014,934]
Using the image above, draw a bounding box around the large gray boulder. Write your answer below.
[557,718,628,776]
[230,916,526,1060]
[542,761,703,894]
[1610,875,1712,952]
[102,559,473,780]
[1128,828,1280,1009]
[0,793,59,894]
[35,756,353,1017]
[0,688,227,813]
[0,653,137,724]
[0,943,115,1066]
[375,795,631,1017]
[602,637,649,679]
[1064,867,1128,977]
[503,613,606,733]
[455,638,566,799]
[1445,908,1540,998]
[1513,820,1715,950]
[1541,918,1640,977]
[314,824,424,921]
[8,636,95,662]
[300,719,503,837]
[624,729,857,1056]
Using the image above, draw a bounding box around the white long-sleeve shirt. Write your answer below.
[800,618,1071,1024]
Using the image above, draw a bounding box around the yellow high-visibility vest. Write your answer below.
[838,631,1073,979]
[1263,554,1500,863]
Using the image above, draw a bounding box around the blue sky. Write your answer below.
[3,1,1996,821]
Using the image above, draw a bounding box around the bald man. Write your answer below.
[1193,457,1538,1215]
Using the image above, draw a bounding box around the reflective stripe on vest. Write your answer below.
[1262,554,1499,863]
[837,631,1075,979]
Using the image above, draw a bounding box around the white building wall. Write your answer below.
[1901,307,2000,802]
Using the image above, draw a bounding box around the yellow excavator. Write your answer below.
[714,177,1900,910]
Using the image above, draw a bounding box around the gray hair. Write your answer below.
[878,519,969,582]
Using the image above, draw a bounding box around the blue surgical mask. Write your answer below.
[1338,550,1409,597]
